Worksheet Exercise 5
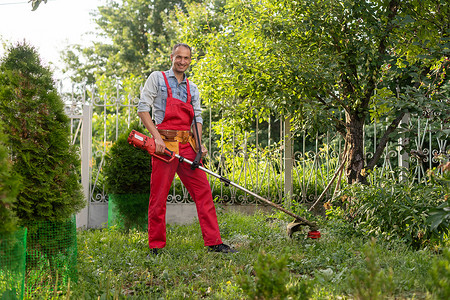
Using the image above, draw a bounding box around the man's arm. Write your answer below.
[137,72,166,154]
[138,111,166,154]
[192,122,207,157]
[190,83,207,157]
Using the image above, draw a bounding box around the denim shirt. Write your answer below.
[138,68,203,125]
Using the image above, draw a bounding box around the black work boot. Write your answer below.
[208,243,237,253]
[146,248,159,259]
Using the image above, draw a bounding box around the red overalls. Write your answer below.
[148,72,222,249]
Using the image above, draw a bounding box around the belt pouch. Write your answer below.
[188,135,199,153]
[163,140,179,155]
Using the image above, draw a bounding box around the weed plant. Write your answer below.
[21,208,449,299]
[334,167,449,249]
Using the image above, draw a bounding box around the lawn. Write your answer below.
[25,208,448,299]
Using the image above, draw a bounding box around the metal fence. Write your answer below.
[62,84,449,228]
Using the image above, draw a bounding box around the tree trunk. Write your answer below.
[345,112,368,184]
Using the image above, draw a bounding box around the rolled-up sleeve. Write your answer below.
[138,72,159,113]
[190,84,203,125]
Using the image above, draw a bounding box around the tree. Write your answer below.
[0,42,85,223]
[178,0,449,184]
[61,0,190,84]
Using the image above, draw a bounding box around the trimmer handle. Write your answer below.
[127,130,175,163]
[191,151,202,170]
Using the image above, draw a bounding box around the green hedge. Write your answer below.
[108,194,149,231]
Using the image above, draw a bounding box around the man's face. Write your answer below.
[170,46,191,74]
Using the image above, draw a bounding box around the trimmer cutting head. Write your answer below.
[287,219,320,239]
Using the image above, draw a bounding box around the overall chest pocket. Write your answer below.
[172,86,188,101]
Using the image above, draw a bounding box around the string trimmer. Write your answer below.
[127,130,320,239]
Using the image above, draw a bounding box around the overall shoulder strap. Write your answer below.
[186,78,192,104]
[161,71,172,97]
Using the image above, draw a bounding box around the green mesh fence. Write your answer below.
[25,216,77,293]
[108,194,149,231]
[0,227,27,300]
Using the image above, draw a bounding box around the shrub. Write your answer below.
[0,120,25,300]
[103,121,151,194]
[426,162,450,242]
[107,194,149,231]
[340,172,448,248]
[0,121,21,234]
[103,121,151,230]
[0,42,84,223]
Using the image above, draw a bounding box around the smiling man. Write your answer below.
[137,43,236,255]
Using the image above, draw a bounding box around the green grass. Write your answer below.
[22,208,448,299]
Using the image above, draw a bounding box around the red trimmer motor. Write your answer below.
[128,130,175,163]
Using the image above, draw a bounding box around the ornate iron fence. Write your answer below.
[62,84,449,227]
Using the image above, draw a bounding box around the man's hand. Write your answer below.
[154,136,166,154]
[200,144,208,157]
[137,111,166,154]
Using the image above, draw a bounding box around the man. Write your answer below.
[137,43,236,255]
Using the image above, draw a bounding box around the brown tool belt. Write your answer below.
[158,129,193,144]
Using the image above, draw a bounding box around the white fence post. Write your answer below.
[76,103,92,228]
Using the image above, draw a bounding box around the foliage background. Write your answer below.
[61,0,449,186]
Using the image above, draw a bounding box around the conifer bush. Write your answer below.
[0,42,83,288]
[0,42,85,223]
[0,121,20,234]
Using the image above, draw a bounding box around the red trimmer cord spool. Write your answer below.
[308,230,321,239]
